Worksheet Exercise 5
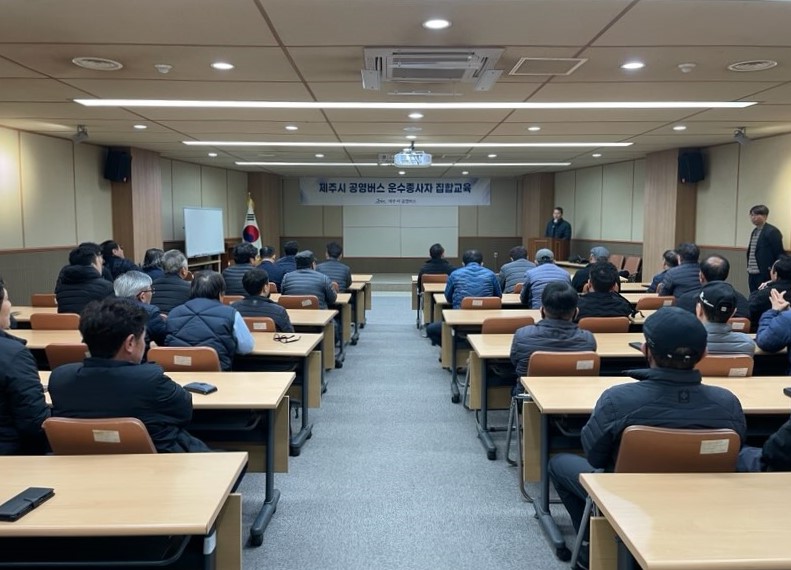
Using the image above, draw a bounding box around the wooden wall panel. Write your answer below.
[248,172,281,250]
[160,158,174,241]
[0,127,23,249]
[519,172,554,245]
[129,148,162,262]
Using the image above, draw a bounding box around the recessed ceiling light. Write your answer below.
[408,112,424,119]
[406,135,417,140]
[71,57,123,71]
[621,61,645,70]
[488,153,497,158]
[133,124,147,130]
[315,153,324,158]
[461,171,469,175]
[528,126,541,132]
[208,152,218,157]
[673,125,687,131]
[422,19,451,30]
[211,62,235,71]
[592,153,602,158]
[285,125,299,131]
[398,170,406,175]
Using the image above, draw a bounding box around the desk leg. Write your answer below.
[424,294,434,326]
[616,537,638,570]
[450,327,460,403]
[290,355,314,456]
[535,413,567,558]
[477,353,496,460]
[416,291,422,329]
[203,528,218,570]
[356,289,366,328]
[251,409,281,546]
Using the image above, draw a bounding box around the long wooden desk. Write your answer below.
[0,452,247,567]
[350,273,372,331]
[287,308,338,370]
[39,371,294,547]
[521,375,791,560]
[581,472,791,570]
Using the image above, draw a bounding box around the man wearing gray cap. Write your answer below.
[548,307,746,565]
[571,246,611,292]
[519,248,571,309]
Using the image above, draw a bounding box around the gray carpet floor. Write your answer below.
[240,293,572,569]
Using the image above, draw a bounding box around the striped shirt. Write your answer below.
[747,227,762,274]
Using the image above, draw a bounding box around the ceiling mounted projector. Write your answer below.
[393,142,432,168]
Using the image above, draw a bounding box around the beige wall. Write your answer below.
[160,158,249,242]
[0,127,112,250]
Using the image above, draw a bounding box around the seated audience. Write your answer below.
[49,298,209,452]
[739,413,791,472]
[749,254,791,329]
[695,282,755,356]
[646,249,678,293]
[417,243,455,289]
[657,242,701,297]
[498,246,535,293]
[548,307,746,563]
[281,250,338,310]
[259,245,285,291]
[426,249,501,346]
[222,242,258,296]
[0,278,49,455]
[55,242,114,314]
[520,249,571,309]
[232,268,295,333]
[316,241,352,292]
[165,271,254,371]
[755,288,791,374]
[673,254,749,317]
[56,241,113,284]
[571,246,611,293]
[141,248,165,281]
[113,270,167,351]
[151,249,191,314]
[100,240,140,280]
[275,240,299,276]
[510,281,596,377]
[575,261,633,321]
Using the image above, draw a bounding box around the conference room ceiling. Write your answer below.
[2,0,791,178]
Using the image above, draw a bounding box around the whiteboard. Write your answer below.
[343,206,458,258]
[184,207,225,258]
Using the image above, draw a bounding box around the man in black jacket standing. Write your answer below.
[747,204,785,293]
[544,206,572,240]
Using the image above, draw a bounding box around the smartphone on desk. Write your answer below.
[783,387,791,399]
[183,382,217,395]
[628,341,644,352]
[0,487,55,522]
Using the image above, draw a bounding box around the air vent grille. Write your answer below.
[509,57,587,76]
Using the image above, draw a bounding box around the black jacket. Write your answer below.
[748,222,785,281]
[658,262,700,297]
[55,265,114,314]
[151,274,191,314]
[545,218,572,240]
[232,296,294,332]
[49,358,208,453]
[0,332,49,454]
[105,256,140,280]
[582,367,747,471]
[316,259,352,292]
[748,279,791,329]
[259,260,286,290]
[575,291,633,321]
[761,414,791,471]
[417,258,455,288]
[222,263,255,296]
[140,302,167,348]
[674,282,750,319]
[571,264,592,292]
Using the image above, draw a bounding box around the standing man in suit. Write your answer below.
[747,204,785,293]
[544,206,572,240]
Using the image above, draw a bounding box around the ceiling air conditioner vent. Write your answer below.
[509,57,587,76]
[362,47,504,90]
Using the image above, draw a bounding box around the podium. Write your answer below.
[527,237,570,262]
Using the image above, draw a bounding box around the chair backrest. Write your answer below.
[622,256,642,278]
[609,254,625,270]
[460,296,502,310]
[221,295,244,305]
[43,417,157,455]
[695,354,754,377]
[614,426,740,473]
[527,351,601,376]
[728,317,751,333]
[45,343,90,369]
[481,315,535,334]
[421,274,448,289]
[244,316,276,332]
[30,312,80,330]
[277,295,320,310]
[577,316,630,333]
[635,295,675,311]
[146,346,221,372]
[513,282,523,294]
[31,293,57,307]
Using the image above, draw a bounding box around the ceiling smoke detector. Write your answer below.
[154,63,173,74]
[71,57,123,71]
[727,60,778,72]
[677,63,697,74]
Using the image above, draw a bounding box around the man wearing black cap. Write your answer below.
[548,307,746,565]
[696,282,755,356]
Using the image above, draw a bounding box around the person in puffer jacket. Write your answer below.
[55,242,114,314]
[548,307,746,559]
